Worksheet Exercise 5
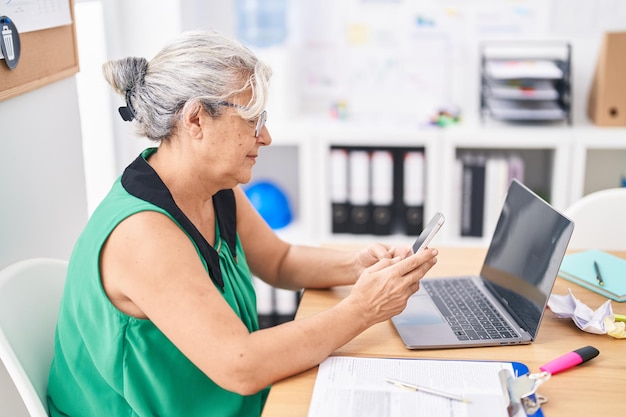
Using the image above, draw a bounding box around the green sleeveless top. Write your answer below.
[47,148,268,417]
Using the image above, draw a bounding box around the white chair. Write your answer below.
[0,258,67,417]
[565,188,626,250]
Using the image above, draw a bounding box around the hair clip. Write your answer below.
[118,90,136,121]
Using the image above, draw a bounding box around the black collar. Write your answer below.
[120,150,238,291]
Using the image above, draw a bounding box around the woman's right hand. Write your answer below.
[346,248,438,326]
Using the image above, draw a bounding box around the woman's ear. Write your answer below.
[179,102,204,139]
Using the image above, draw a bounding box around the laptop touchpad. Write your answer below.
[394,294,445,325]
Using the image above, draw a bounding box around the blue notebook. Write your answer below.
[558,250,626,302]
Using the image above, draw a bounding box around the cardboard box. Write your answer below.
[588,31,626,126]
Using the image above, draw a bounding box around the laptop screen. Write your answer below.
[479,179,574,337]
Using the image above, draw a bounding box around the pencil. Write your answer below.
[385,378,471,403]
[593,260,604,286]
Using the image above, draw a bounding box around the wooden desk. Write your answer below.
[262,247,626,417]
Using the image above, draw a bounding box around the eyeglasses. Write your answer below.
[218,101,267,138]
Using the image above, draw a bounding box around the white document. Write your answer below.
[308,356,519,417]
[485,60,563,80]
[487,79,559,101]
[487,98,565,120]
[0,0,72,34]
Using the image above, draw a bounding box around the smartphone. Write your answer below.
[412,212,445,253]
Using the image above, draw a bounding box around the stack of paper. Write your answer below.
[485,60,563,80]
[307,356,534,417]
[480,51,570,123]
[487,79,559,100]
[487,98,566,121]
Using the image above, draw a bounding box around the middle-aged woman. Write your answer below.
[47,30,438,417]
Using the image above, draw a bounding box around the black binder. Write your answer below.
[348,149,371,234]
[460,155,486,237]
[329,148,351,234]
[402,150,425,235]
[370,150,394,235]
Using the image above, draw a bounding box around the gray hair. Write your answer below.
[102,30,272,141]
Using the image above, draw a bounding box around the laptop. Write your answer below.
[392,179,574,349]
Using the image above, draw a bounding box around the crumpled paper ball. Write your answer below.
[548,289,626,339]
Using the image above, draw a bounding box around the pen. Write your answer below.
[385,378,471,403]
[593,260,604,286]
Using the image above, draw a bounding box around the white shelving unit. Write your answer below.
[440,123,573,247]
[570,124,626,201]
[261,118,626,247]
[441,124,573,207]
[252,119,320,245]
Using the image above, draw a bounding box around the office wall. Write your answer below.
[86,0,237,174]
[0,77,87,269]
[76,1,626,178]
[74,0,117,215]
[1,9,87,412]
[97,0,182,173]
[0,77,88,415]
[1,7,87,415]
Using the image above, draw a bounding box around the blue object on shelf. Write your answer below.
[244,180,292,229]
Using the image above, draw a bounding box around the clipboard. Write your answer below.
[307,356,548,417]
[501,362,549,417]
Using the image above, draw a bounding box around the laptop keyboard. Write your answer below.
[422,278,519,341]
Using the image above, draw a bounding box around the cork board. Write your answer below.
[0,0,78,102]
